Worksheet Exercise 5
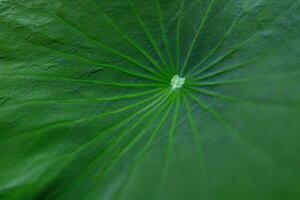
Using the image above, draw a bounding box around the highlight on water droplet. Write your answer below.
[171,75,185,90]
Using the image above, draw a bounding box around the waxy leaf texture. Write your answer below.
[0,0,300,200]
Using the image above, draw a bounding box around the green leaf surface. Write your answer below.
[0,0,300,200]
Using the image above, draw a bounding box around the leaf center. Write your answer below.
[171,75,185,90]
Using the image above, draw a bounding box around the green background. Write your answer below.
[0,0,299,199]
